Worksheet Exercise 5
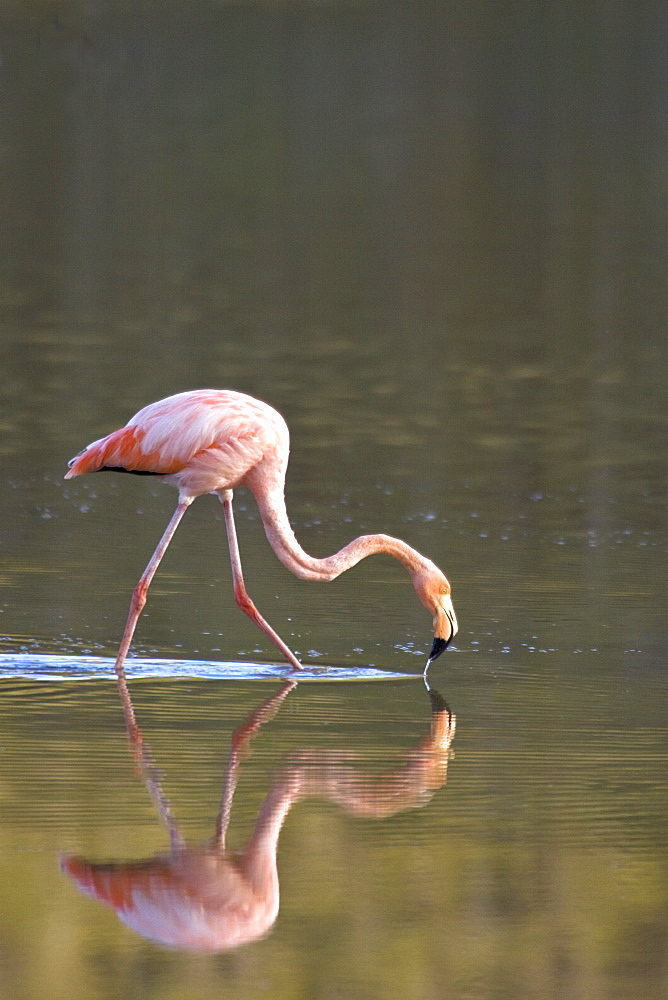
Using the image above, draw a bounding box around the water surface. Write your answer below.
[0,2,666,999]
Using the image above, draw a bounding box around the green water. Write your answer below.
[0,2,666,998]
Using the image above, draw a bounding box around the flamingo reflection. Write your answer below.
[61,672,456,952]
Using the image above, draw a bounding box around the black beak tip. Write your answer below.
[428,636,450,662]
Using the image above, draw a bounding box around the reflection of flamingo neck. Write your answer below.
[238,775,302,897]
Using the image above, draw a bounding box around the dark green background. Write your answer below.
[0,3,666,998]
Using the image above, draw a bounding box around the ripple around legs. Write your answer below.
[0,653,415,682]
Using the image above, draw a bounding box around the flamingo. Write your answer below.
[65,389,457,672]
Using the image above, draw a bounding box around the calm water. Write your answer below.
[1,3,666,999]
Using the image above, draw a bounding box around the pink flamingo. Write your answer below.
[65,390,457,672]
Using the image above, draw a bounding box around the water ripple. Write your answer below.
[0,652,414,683]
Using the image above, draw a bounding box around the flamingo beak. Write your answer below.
[428,595,458,662]
[428,635,450,661]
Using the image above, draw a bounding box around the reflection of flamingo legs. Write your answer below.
[115,666,186,850]
[113,661,297,853]
[215,679,297,849]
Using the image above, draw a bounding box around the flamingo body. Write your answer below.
[66,390,289,499]
[66,390,457,671]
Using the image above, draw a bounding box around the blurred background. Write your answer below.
[0,2,666,999]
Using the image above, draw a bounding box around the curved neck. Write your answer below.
[245,474,431,584]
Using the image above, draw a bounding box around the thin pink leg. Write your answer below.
[113,497,194,676]
[220,490,303,671]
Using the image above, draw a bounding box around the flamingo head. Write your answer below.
[413,567,458,662]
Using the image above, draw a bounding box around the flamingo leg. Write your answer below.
[220,490,304,671]
[113,497,194,676]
